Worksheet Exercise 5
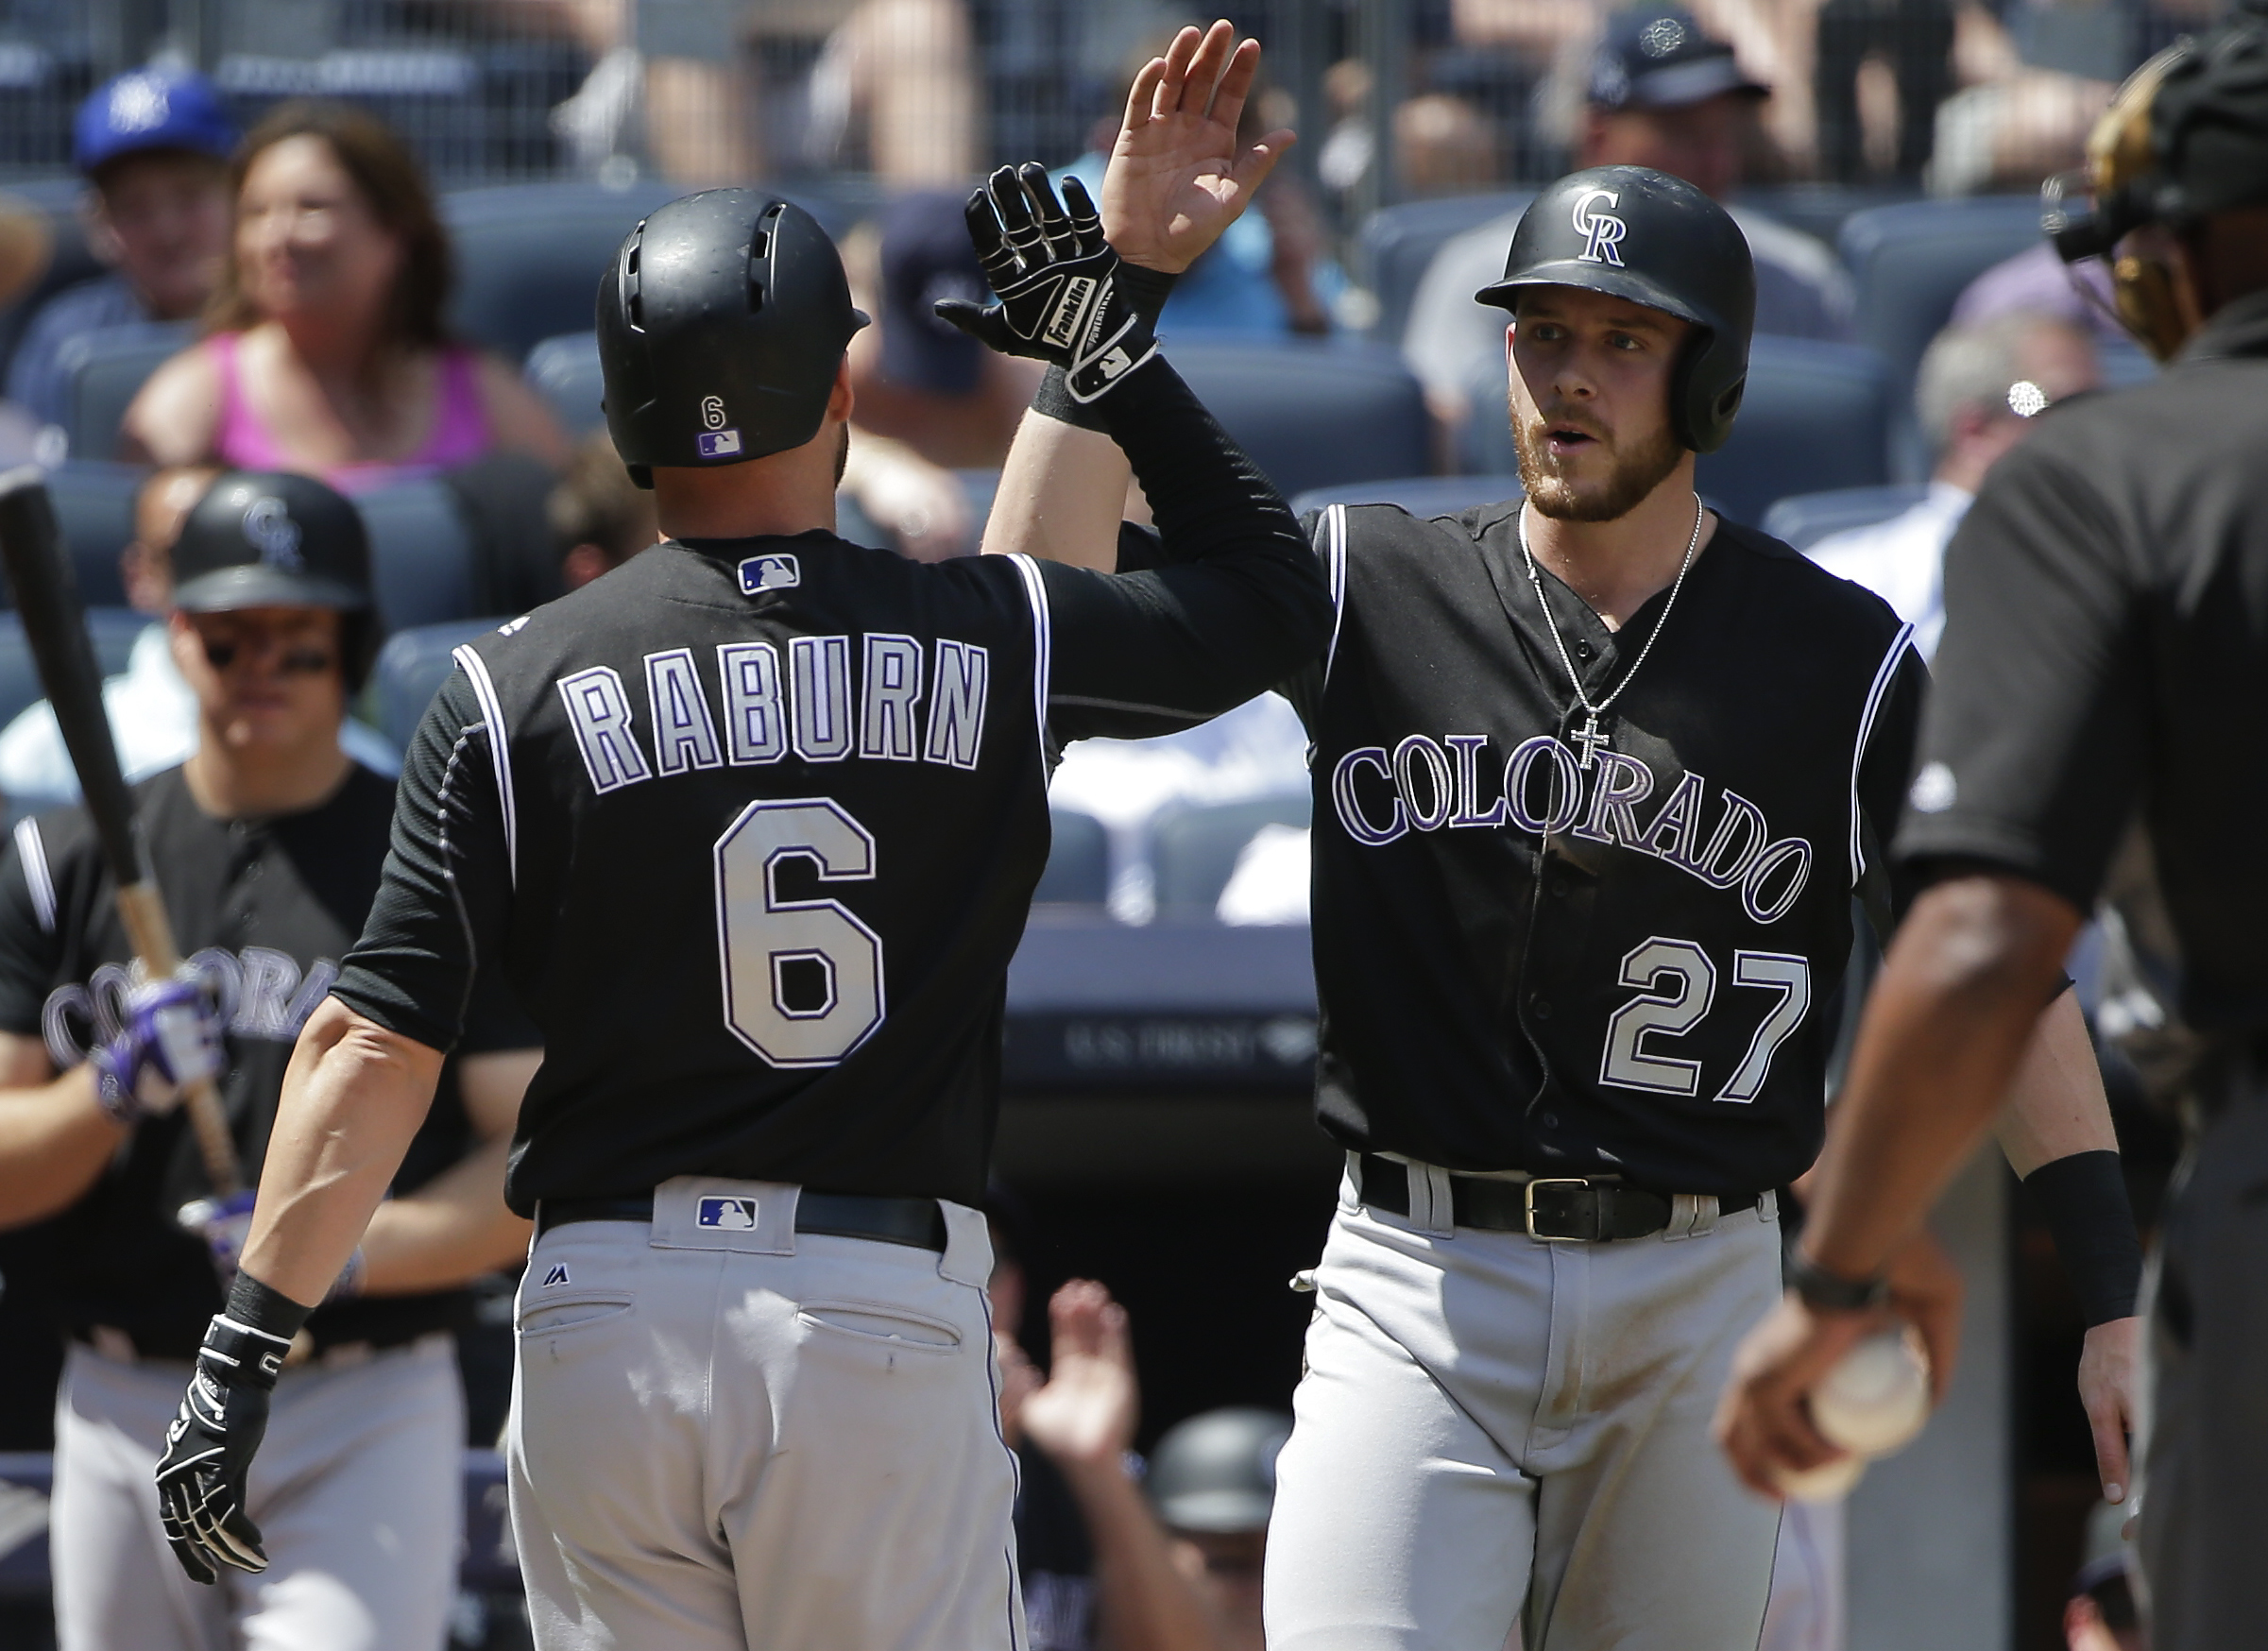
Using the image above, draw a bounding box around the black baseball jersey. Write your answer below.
[1257,501,1926,1198]
[1897,292,2268,1039]
[0,764,536,1359]
[331,357,1328,1214]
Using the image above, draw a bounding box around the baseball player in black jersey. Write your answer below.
[0,470,537,1650]
[1719,16,2268,1646]
[992,132,2142,1642]
[148,30,1324,1648]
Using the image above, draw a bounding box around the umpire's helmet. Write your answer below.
[1476,166,1756,453]
[170,470,378,688]
[597,190,869,489]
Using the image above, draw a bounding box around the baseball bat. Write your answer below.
[0,467,243,1197]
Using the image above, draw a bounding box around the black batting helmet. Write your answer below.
[170,470,379,689]
[1476,166,1755,452]
[597,189,869,489]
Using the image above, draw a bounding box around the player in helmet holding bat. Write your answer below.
[0,469,538,1651]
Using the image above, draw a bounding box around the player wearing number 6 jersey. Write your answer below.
[990,154,2138,1651]
[149,42,1325,1648]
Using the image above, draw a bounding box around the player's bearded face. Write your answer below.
[1508,294,1689,523]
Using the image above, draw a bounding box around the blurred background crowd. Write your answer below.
[0,1,2204,1647]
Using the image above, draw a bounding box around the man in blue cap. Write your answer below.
[6,66,236,431]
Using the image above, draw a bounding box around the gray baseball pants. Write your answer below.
[507,1176,1023,1651]
[50,1333,462,1651]
[1266,1160,1784,1651]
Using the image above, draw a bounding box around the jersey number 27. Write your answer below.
[1599,937,1811,1104]
[715,799,886,1065]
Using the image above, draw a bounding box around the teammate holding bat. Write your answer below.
[0,468,537,1651]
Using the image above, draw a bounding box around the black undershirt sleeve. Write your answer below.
[1030,354,1331,742]
[1852,638,1931,945]
[331,672,513,1053]
[1892,443,2146,911]
[0,831,58,1037]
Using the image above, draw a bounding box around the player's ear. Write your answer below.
[827,354,855,426]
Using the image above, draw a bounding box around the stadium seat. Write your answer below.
[1288,476,1521,519]
[1460,336,1892,527]
[1358,191,1531,346]
[445,181,680,362]
[1150,793,1312,917]
[1170,343,1429,502]
[1837,196,2046,476]
[372,617,508,751]
[525,331,605,436]
[0,607,150,733]
[1033,808,1110,906]
[1762,484,1934,553]
[39,461,145,609]
[356,480,480,633]
[60,320,193,462]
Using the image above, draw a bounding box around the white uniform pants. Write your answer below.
[51,1334,463,1651]
[507,1176,1023,1651]
[1266,1165,1784,1651]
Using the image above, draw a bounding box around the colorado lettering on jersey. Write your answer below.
[40,945,339,1069]
[554,635,990,794]
[1330,732,1811,925]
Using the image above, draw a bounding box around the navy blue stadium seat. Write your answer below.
[1837,196,2047,476]
[356,481,480,633]
[60,321,194,462]
[1357,191,1532,346]
[1150,793,1312,917]
[1460,336,1892,527]
[525,330,605,436]
[40,461,145,609]
[1033,809,1110,906]
[373,618,507,751]
[0,607,150,734]
[1289,476,1521,519]
[445,181,680,363]
[1761,484,1934,553]
[1170,343,1429,502]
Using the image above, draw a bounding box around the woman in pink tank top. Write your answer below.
[123,102,567,488]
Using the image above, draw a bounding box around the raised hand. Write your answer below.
[1018,1279,1138,1472]
[1103,20,1298,275]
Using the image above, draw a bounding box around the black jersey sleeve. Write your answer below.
[0,823,61,1037]
[1028,355,1331,742]
[1852,636,1930,942]
[330,672,513,1053]
[1892,445,2141,911]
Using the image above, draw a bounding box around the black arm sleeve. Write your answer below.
[1892,445,2145,911]
[1033,354,1332,742]
[331,672,514,1053]
[0,830,59,1037]
[1851,634,1931,945]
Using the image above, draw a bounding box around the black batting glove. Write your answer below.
[156,1279,307,1583]
[934,163,1159,404]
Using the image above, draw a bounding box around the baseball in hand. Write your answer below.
[1771,1328,1931,1504]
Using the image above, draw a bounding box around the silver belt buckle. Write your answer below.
[1524,1178,1592,1242]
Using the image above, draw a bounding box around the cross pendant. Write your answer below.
[1571,712,1611,771]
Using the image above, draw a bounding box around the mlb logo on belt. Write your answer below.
[698,1196,759,1230]
[739,553,800,594]
[697,428,743,460]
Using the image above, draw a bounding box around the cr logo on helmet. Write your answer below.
[1571,188,1629,267]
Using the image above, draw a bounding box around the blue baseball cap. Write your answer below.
[1590,7,1769,111]
[75,67,237,177]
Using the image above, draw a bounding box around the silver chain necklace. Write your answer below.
[1517,495,1704,771]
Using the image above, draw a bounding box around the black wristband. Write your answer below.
[2022,1149,2143,1325]
[225,1269,315,1344]
[1030,264,1179,434]
[1785,1244,1888,1312]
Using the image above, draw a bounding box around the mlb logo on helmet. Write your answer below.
[697,392,742,460]
[738,553,800,594]
[242,496,302,570]
[1571,188,1629,267]
[697,1196,759,1230]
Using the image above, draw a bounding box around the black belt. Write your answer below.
[1356,1154,1758,1242]
[537,1190,947,1252]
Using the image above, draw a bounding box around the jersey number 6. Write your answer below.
[1598,936,1811,1104]
[715,799,886,1066]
